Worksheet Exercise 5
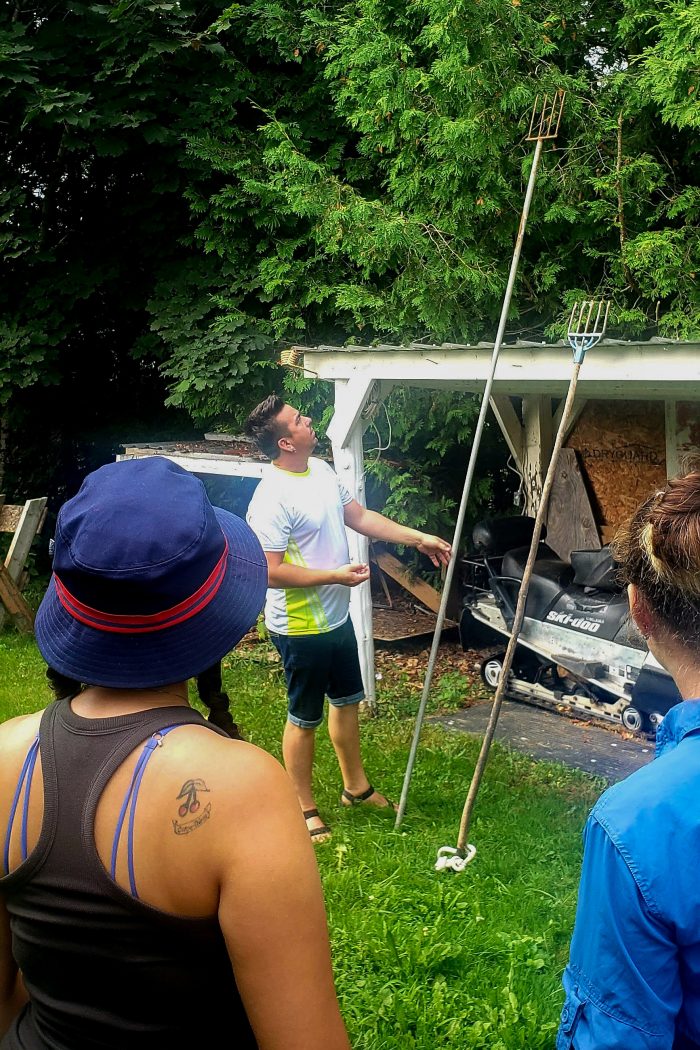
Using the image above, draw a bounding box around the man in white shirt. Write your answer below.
[244,395,451,843]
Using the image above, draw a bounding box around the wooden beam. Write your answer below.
[325,375,376,448]
[489,396,523,471]
[303,342,700,400]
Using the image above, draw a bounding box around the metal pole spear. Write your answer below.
[395,91,566,829]
[435,300,611,872]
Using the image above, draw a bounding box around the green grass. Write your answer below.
[0,627,605,1049]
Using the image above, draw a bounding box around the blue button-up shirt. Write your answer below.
[557,701,700,1049]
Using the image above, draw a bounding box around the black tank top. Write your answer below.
[0,699,258,1050]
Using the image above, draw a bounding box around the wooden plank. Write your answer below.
[0,497,47,631]
[545,447,601,559]
[5,498,47,581]
[372,550,455,620]
[0,564,34,633]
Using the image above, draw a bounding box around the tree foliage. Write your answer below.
[191,0,700,347]
[1,0,698,515]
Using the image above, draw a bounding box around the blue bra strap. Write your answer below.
[3,735,40,873]
[111,725,180,899]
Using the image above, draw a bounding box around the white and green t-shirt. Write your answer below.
[246,458,354,636]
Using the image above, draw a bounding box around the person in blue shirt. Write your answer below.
[558,469,700,1049]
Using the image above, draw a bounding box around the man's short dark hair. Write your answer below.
[244,394,287,460]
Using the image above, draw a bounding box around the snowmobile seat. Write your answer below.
[472,516,542,557]
[501,543,575,617]
[569,547,621,592]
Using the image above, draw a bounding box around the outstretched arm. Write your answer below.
[0,899,27,1038]
[215,748,351,1050]
[343,500,451,567]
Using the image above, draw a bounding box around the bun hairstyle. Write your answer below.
[613,470,700,644]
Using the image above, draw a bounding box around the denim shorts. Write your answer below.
[270,618,365,728]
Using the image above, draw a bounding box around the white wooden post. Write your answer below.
[327,378,378,714]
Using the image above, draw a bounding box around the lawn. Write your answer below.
[0,627,604,1049]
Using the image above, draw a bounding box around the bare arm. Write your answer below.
[0,714,36,1037]
[263,549,369,589]
[0,898,27,1038]
[343,500,452,567]
[216,749,351,1050]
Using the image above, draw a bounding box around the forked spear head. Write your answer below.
[567,300,611,363]
[526,90,566,142]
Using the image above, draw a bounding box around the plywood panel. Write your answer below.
[566,400,667,536]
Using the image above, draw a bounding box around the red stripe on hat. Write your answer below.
[54,540,229,634]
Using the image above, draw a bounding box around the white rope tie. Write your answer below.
[434,844,477,873]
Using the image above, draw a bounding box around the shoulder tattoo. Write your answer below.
[172,778,211,835]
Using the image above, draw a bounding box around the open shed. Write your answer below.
[300,337,700,709]
[117,339,700,710]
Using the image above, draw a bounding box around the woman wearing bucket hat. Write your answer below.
[0,457,350,1050]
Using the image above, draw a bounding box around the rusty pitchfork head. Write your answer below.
[526,90,566,141]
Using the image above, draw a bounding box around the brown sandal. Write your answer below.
[341,785,398,811]
[302,808,332,842]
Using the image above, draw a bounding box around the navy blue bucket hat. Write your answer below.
[35,457,268,688]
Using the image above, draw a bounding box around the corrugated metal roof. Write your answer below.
[304,336,689,353]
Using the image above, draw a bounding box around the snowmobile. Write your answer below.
[459,515,681,736]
